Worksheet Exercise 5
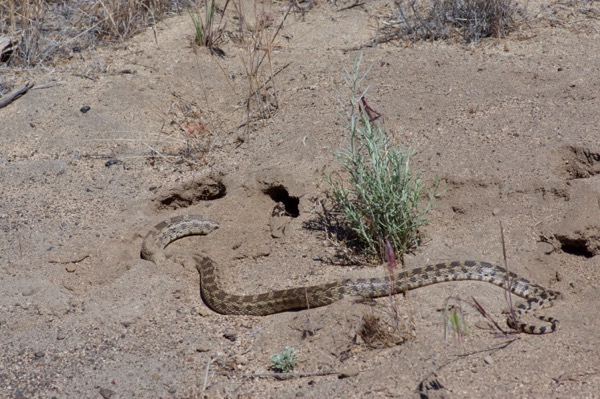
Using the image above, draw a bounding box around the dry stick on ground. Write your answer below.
[201,357,212,394]
[49,254,90,264]
[0,80,62,109]
[471,296,508,334]
[0,82,34,108]
[222,370,338,379]
[337,1,366,12]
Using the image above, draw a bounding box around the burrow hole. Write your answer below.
[559,238,595,258]
[263,185,300,217]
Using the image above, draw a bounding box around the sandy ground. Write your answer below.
[1,1,600,398]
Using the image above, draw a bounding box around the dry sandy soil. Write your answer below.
[1,1,600,398]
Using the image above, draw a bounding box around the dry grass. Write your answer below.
[384,0,525,44]
[236,0,292,137]
[358,312,408,348]
[0,0,192,67]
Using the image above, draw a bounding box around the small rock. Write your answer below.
[536,241,555,255]
[195,345,210,353]
[99,388,114,398]
[105,159,122,168]
[197,307,212,317]
[484,355,493,365]
[56,329,67,340]
[492,208,501,216]
[34,351,45,358]
[65,265,77,273]
[223,331,237,342]
[338,366,360,379]
[21,287,36,297]
[235,354,248,365]
[80,105,91,113]
[240,320,253,329]
[69,298,81,309]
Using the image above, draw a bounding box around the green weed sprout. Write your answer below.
[270,346,298,373]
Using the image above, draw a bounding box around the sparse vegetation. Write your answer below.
[329,54,437,259]
[387,0,524,43]
[443,301,470,340]
[270,346,297,373]
[238,1,292,136]
[358,312,407,348]
[189,0,228,55]
[0,0,190,67]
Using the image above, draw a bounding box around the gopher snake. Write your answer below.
[141,215,560,334]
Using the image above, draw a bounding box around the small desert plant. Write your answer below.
[443,300,470,340]
[270,346,297,373]
[329,54,437,259]
[237,1,292,136]
[358,312,407,348]
[189,0,229,55]
[392,0,523,43]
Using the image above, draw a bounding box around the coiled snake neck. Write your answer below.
[141,215,560,334]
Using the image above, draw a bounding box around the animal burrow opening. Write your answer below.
[558,238,595,258]
[556,145,600,180]
[157,180,226,210]
[263,185,300,218]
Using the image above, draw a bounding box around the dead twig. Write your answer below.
[0,82,34,109]
[471,296,508,334]
[201,357,212,394]
[49,254,90,264]
[221,369,338,379]
[31,80,62,90]
[337,1,366,12]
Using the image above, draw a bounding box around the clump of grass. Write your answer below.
[238,1,293,137]
[270,346,297,373]
[0,0,188,67]
[0,0,51,66]
[390,0,524,44]
[358,312,407,348]
[328,54,437,260]
[189,0,229,55]
[84,0,175,42]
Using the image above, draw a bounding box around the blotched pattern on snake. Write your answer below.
[141,215,560,334]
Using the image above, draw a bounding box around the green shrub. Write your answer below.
[270,346,297,373]
[329,54,437,259]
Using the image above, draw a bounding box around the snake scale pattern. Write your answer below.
[141,215,560,334]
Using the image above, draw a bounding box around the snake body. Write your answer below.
[141,215,560,334]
